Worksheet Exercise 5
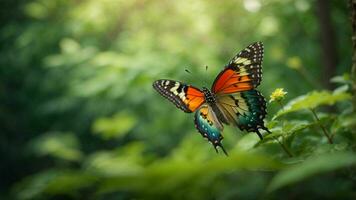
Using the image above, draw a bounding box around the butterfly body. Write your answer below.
[153,42,270,155]
[202,87,216,104]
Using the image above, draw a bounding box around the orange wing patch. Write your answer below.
[183,87,205,112]
[212,42,264,94]
[212,68,254,94]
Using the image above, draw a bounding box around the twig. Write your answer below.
[310,108,333,144]
[277,101,285,111]
[274,100,293,157]
[273,136,293,157]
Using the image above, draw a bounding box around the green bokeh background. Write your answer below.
[1,0,355,199]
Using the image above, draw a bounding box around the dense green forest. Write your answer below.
[1,0,356,199]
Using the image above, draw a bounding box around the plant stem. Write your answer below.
[277,100,285,111]
[310,108,333,144]
[275,100,293,157]
[273,136,293,157]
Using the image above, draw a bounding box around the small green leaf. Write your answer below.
[84,143,145,177]
[267,152,356,192]
[266,120,279,129]
[282,120,313,133]
[45,171,97,195]
[29,132,82,161]
[13,170,97,199]
[259,120,313,144]
[330,73,351,84]
[93,111,137,139]
[273,91,351,119]
[235,134,260,151]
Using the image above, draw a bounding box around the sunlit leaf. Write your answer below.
[84,142,145,177]
[93,111,137,139]
[259,120,313,144]
[45,171,97,195]
[235,134,260,151]
[97,151,286,195]
[273,91,351,119]
[25,2,49,19]
[13,170,58,200]
[13,170,97,199]
[29,132,82,161]
[267,152,356,192]
[330,73,351,84]
[60,38,81,54]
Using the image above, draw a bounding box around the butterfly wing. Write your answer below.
[216,90,269,139]
[153,79,205,113]
[212,42,264,94]
[194,104,228,155]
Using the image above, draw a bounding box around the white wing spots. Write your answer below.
[235,57,252,65]
[153,80,192,113]
[243,60,251,65]
[235,57,247,64]
[165,81,187,101]
[239,67,249,76]
[178,91,186,101]
[170,82,180,95]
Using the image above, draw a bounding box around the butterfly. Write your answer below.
[153,42,270,155]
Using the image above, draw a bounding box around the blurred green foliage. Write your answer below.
[1,0,355,199]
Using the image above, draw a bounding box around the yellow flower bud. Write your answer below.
[269,88,287,103]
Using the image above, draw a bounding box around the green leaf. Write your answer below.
[330,73,351,84]
[29,132,82,161]
[45,171,97,195]
[84,143,145,177]
[93,111,137,139]
[259,120,313,144]
[13,170,97,199]
[267,152,356,192]
[282,120,313,133]
[273,91,351,119]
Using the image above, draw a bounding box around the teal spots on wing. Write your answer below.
[193,105,228,155]
[237,90,267,131]
[195,110,221,142]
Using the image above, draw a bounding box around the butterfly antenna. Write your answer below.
[203,65,210,87]
[185,68,209,88]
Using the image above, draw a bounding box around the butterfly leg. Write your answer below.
[212,141,228,156]
[217,143,229,156]
[255,129,263,140]
[256,126,271,140]
[262,126,271,134]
